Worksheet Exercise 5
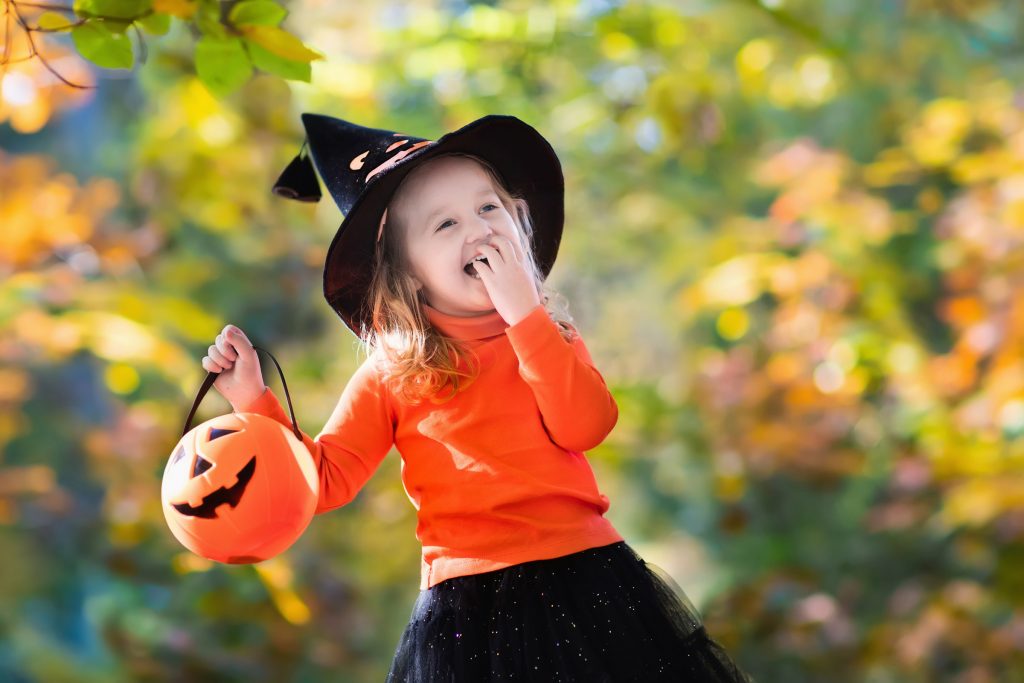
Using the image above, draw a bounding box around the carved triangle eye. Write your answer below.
[192,455,213,478]
[208,428,238,441]
[170,444,186,466]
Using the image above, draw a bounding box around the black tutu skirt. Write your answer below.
[386,541,755,682]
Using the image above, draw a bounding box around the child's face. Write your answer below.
[392,156,520,317]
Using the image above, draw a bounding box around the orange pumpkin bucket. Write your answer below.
[161,347,318,564]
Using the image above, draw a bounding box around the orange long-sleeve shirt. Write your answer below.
[240,302,624,589]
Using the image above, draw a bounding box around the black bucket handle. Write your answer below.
[182,345,302,441]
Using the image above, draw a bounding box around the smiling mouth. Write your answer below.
[172,456,256,519]
[464,256,488,278]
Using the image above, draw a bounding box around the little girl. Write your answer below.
[201,113,754,682]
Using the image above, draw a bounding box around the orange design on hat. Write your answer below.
[366,140,433,182]
[350,151,369,170]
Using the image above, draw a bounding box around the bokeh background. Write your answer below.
[3,0,1024,680]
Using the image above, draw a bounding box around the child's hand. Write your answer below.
[471,235,542,326]
[202,325,265,412]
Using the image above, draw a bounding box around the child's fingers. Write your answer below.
[471,259,492,279]
[208,344,233,369]
[201,356,224,373]
[223,324,251,345]
[204,324,253,376]
[500,234,524,262]
[490,236,520,263]
[486,239,509,264]
[476,243,502,269]
[215,333,238,361]
[224,325,254,355]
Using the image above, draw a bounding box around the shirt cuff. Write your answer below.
[236,386,273,414]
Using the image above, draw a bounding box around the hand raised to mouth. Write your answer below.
[469,237,541,326]
[464,255,489,277]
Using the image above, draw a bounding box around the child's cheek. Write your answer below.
[494,216,517,239]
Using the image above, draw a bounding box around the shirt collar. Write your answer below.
[422,303,508,340]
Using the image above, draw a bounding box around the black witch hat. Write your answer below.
[272,113,565,337]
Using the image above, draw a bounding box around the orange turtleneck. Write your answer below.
[239,302,623,590]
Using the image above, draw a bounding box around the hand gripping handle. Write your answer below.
[181,345,302,442]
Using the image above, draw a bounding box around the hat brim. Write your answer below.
[321,115,564,336]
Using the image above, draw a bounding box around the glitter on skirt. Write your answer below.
[385,541,756,682]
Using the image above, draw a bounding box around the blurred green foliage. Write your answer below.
[3,0,1024,681]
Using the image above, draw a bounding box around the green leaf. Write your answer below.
[71,20,134,69]
[76,0,152,19]
[195,0,226,38]
[245,40,310,81]
[37,11,76,32]
[195,36,253,97]
[137,12,171,35]
[103,18,134,34]
[229,0,287,27]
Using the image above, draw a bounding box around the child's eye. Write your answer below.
[436,204,497,231]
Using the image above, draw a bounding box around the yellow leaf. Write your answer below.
[240,25,323,62]
[950,149,1018,185]
[1002,198,1024,230]
[255,558,311,624]
[105,363,140,395]
[600,32,636,61]
[943,477,1024,527]
[153,0,197,19]
[37,11,76,31]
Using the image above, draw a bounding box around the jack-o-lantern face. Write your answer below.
[168,427,256,518]
[161,412,319,564]
[163,423,258,519]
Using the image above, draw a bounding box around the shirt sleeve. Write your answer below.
[504,304,618,452]
[236,353,396,514]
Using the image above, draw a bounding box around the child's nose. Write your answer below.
[466,217,494,241]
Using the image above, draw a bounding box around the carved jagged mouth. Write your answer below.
[173,456,256,519]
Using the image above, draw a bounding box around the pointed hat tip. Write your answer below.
[272,146,322,203]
